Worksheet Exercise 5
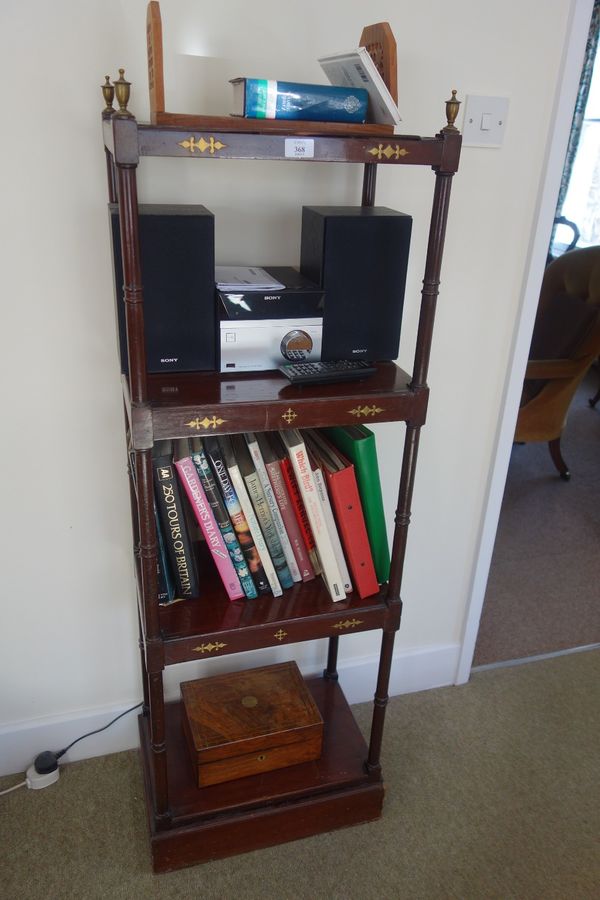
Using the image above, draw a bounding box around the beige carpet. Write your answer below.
[2,649,599,899]
[474,370,600,666]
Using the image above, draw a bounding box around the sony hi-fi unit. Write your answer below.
[218,267,324,372]
[109,203,216,374]
[300,206,412,361]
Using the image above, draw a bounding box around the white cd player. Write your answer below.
[220,319,322,372]
[217,266,324,373]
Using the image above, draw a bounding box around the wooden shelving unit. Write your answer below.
[101,37,461,873]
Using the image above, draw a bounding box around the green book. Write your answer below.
[322,425,390,584]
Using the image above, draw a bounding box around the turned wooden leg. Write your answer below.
[548,437,570,481]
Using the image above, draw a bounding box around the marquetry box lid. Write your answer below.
[181,661,323,788]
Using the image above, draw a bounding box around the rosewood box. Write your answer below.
[181,661,324,788]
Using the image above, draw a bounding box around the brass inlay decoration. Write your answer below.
[186,415,226,431]
[281,408,298,425]
[274,629,288,641]
[241,695,258,708]
[349,405,384,418]
[192,641,227,654]
[368,144,409,161]
[333,618,364,631]
[179,135,228,155]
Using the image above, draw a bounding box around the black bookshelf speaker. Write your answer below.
[109,203,216,374]
[300,206,412,361]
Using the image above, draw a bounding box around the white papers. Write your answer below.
[215,266,285,291]
[318,47,401,127]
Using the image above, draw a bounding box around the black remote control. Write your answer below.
[278,359,377,385]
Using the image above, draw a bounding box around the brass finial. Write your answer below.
[443,89,461,132]
[101,75,115,117]
[113,68,132,117]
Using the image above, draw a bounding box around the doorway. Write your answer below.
[456,0,598,683]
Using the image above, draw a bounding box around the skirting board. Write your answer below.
[0,642,460,777]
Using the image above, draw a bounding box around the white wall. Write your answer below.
[0,0,574,774]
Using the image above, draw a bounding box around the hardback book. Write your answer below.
[280,429,346,602]
[203,436,270,595]
[231,435,294,591]
[256,432,315,583]
[323,425,390,584]
[218,435,283,598]
[305,430,379,599]
[155,504,176,605]
[318,46,401,126]
[230,77,368,123]
[174,448,245,602]
[308,455,353,595]
[268,432,321,577]
[190,439,257,600]
[245,432,301,583]
[152,440,200,600]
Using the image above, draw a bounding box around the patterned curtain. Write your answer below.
[555,0,600,217]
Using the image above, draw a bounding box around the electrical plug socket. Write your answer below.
[26,762,60,789]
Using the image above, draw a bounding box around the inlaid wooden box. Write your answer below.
[181,661,324,788]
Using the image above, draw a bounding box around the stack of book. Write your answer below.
[152,426,390,606]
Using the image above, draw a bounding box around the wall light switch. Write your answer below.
[462,95,509,148]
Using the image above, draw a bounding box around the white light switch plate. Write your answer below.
[462,95,509,148]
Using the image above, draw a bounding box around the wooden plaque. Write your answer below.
[181,661,323,787]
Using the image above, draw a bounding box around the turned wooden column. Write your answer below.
[368,152,457,773]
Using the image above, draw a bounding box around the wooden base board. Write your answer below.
[148,780,384,872]
[138,676,384,872]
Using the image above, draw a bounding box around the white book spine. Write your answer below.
[283,433,346,602]
[226,461,282,597]
[313,467,352,594]
[246,435,302,583]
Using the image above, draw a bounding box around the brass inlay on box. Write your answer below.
[368,144,408,160]
[241,695,258,708]
[178,136,227,155]
[274,629,288,642]
[192,641,227,654]
[349,405,384,418]
[186,415,226,431]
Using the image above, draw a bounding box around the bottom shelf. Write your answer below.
[139,676,384,872]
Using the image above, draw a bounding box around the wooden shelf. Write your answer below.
[124,362,427,449]
[152,110,396,137]
[104,117,459,171]
[156,542,394,665]
[138,676,384,870]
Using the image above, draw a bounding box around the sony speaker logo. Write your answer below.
[352,348,367,354]
[161,357,179,363]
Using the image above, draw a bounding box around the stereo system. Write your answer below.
[109,203,412,374]
[218,267,324,373]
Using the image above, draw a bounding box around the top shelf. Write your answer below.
[102,114,461,172]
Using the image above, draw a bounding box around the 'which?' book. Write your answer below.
[230,78,368,123]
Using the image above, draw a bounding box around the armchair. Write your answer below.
[515,245,600,479]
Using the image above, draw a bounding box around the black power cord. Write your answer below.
[33,701,143,775]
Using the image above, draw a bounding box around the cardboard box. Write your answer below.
[181,661,323,787]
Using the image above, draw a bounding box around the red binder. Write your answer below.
[303,431,379,599]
